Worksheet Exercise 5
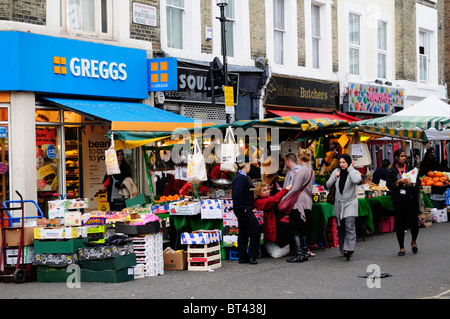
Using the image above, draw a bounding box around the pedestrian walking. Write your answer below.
[232,157,260,264]
[326,154,361,260]
[386,148,420,256]
[280,149,314,263]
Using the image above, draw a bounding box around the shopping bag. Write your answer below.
[220,126,238,172]
[350,131,371,168]
[105,146,121,175]
[187,139,208,184]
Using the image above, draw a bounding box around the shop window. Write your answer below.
[35,109,61,122]
[65,126,81,199]
[0,125,9,204]
[36,126,61,216]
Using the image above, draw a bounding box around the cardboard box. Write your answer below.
[114,221,160,235]
[80,253,136,271]
[34,226,87,240]
[200,199,223,219]
[34,253,79,267]
[180,230,221,245]
[170,201,201,216]
[64,211,82,226]
[81,268,134,283]
[34,238,88,254]
[2,226,36,247]
[78,243,134,261]
[164,251,187,270]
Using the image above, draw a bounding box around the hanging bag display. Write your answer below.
[220,126,238,172]
[105,133,121,175]
[278,170,313,215]
[350,131,372,168]
[187,139,208,184]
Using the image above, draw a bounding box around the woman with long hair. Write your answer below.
[326,154,361,260]
[386,148,420,256]
[280,149,315,263]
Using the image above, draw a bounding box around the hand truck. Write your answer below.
[0,191,43,283]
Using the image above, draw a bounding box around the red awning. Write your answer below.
[267,109,360,122]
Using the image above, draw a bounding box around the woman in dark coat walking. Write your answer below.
[386,148,420,256]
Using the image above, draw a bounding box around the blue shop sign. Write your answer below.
[0,31,148,99]
[148,57,178,92]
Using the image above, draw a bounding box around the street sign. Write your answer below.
[224,85,234,114]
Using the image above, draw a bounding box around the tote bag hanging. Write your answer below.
[187,139,208,184]
[105,133,121,175]
[220,126,238,172]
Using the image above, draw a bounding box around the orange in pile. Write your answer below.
[154,194,181,203]
[420,171,449,186]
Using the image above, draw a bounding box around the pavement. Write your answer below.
[0,222,449,301]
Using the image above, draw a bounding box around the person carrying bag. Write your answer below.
[279,149,315,263]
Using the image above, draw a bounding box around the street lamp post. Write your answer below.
[216,0,231,124]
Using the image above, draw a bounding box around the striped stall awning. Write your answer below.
[258,116,350,131]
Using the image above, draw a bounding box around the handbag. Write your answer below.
[278,170,313,215]
[326,184,336,205]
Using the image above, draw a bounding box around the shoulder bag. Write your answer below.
[326,184,336,205]
[278,170,313,215]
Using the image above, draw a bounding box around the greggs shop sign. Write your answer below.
[0,31,148,99]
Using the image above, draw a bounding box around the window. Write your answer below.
[62,0,111,37]
[273,0,285,65]
[166,0,184,49]
[377,21,387,79]
[311,4,321,69]
[224,0,235,57]
[419,30,430,83]
[348,13,360,75]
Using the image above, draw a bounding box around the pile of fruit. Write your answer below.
[154,194,181,203]
[420,171,450,186]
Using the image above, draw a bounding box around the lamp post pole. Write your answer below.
[216,0,231,124]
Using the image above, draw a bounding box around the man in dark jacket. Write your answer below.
[232,157,260,264]
[372,159,390,184]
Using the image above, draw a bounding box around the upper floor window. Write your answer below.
[348,13,360,75]
[61,0,112,38]
[166,0,184,49]
[377,20,387,79]
[224,0,235,58]
[419,30,430,83]
[273,0,285,65]
[311,4,321,69]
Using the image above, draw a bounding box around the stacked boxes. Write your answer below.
[34,238,87,282]
[180,230,222,271]
[80,253,136,283]
[132,233,164,277]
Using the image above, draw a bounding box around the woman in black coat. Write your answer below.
[232,159,259,265]
[386,148,420,256]
[102,150,132,210]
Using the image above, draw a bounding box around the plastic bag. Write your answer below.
[265,242,290,258]
[187,139,208,184]
[105,146,120,175]
[220,126,238,172]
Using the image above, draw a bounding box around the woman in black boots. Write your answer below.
[386,148,420,256]
[280,149,315,262]
[232,157,260,265]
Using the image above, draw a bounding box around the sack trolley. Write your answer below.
[0,191,43,283]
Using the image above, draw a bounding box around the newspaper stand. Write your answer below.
[0,191,39,283]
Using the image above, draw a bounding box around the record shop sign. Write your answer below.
[266,75,339,110]
[164,67,239,105]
